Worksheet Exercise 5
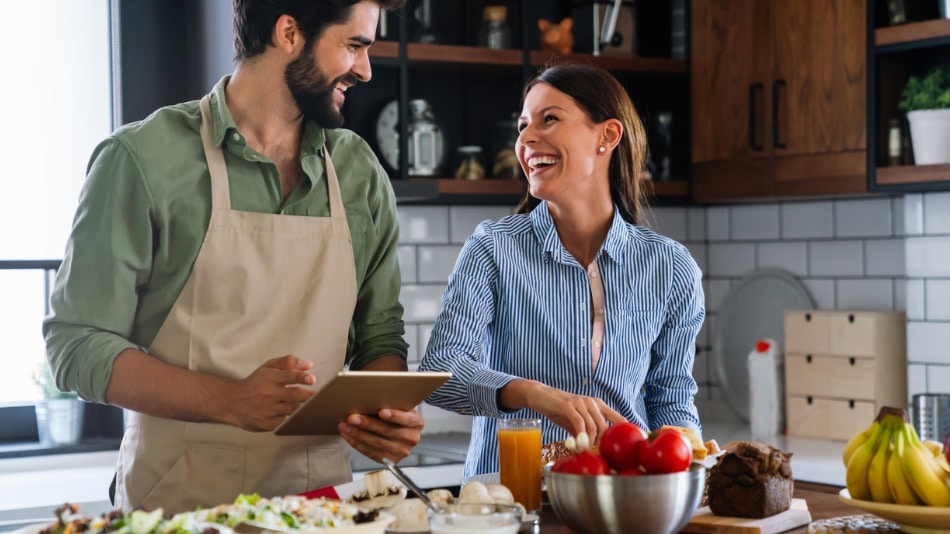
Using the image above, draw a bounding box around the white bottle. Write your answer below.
[748,338,784,438]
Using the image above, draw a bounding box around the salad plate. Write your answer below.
[839,489,950,533]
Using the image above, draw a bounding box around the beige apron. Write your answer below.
[114,94,358,514]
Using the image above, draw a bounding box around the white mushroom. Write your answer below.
[426,488,455,506]
[484,484,514,505]
[458,481,493,504]
[387,499,427,532]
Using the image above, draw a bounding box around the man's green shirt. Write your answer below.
[44,77,407,403]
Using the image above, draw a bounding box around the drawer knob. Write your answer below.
[848,314,855,323]
[849,357,856,366]
[807,396,813,405]
[849,400,855,409]
[805,313,812,321]
[806,355,813,364]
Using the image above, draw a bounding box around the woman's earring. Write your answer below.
[598,146,606,154]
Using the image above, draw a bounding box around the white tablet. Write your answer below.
[273,370,452,436]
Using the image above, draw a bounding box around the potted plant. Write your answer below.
[898,67,950,165]
[33,362,85,445]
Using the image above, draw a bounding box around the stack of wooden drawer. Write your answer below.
[784,310,906,441]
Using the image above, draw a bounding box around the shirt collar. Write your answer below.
[206,76,328,185]
[530,201,629,265]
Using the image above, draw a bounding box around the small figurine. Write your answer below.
[538,17,573,55]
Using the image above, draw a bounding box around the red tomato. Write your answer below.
[638,428,692,474]
[552,451,611,476]
[599,422,648,472]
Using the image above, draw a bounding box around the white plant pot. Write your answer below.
[35,398,85,445]
[907,109,950,165]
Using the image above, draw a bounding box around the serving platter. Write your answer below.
[839,489,950,533]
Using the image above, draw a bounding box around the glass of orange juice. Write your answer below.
[497,418,542,513]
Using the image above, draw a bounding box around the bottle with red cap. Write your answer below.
[748,338,784,438]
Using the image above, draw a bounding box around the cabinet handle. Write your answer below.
[806,355,812,364]
[772,79,787,149]
[849,357,856,366]
[849,400,855,409]
[807,396,813,405]
[748,83,764,151]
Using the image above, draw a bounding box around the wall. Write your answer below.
[399,192,950,433]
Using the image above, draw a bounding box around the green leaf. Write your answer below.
[899,67,950,111]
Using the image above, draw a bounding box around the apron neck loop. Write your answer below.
[199,95,233,211]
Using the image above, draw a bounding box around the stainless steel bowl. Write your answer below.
[545,465,705,534]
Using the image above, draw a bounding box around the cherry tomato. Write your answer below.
[599,422,648,472]
[638,428,692,474]
[551,451,611,476]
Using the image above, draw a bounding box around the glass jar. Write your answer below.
[478,5,512,50]
[453,146,486,180]
[490,114,522,180]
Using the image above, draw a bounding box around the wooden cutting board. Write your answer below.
[680,498,811,533]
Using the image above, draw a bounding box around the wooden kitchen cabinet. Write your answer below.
[690,0,867,203]
[347,0,692,205]
[783,310,906,442]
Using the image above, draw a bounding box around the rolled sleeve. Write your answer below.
[43,137,155,403]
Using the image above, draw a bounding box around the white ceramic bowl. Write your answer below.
[426,503,522,534]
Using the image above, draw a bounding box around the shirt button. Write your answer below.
[596,308,605,316]
[232,132,241,141]
[590,271,599,278]
[580,340,587,347]
[593,341,602,348]
[582,378,589,386]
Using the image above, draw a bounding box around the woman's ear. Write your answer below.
[602,118,624,152]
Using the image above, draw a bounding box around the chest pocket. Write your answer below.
[613,307,664,361]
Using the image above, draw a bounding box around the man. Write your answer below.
[42,0,415,513]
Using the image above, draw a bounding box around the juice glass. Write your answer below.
[497,418,542,513]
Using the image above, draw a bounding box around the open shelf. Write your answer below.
[875,18,950,47]
[874,163,950,186]
[529,51,688,75]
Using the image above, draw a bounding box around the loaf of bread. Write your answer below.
[707,441,793,519]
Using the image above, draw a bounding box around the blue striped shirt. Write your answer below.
[419,202,705,477]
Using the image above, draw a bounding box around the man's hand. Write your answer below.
[337,408,425,463]
[226,355,316,432]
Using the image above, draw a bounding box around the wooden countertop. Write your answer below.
[530,483,860,533]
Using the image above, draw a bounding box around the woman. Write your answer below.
[419,63,704,477]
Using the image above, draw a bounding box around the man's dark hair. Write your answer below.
[232,0,405,61]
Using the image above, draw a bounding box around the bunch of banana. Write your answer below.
[843,406,950,506]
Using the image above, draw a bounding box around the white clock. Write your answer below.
[375,100,401,171]
[374,99,446,175]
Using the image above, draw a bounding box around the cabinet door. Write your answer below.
[770,0,868,196]
[690,0,774,201]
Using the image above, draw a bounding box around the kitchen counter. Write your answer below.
[702,420,846,487]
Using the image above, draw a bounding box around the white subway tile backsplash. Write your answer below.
[834,198,894,237]
[836,279,894,311]
[865,239,906,276]
[398,207,450,244]
[419,404,474,434]
[418,245,463,283]
[894,279,906,313]
[808,240,864,276]
[907,321,950,365]
[800,278,835,310]
[706,207,730,241]
[891,197,905,237]
[906,279,925,320]
[731,205,780,241]
[400,285,447,322]
[687,207,707,241]
[397,246,417,283]
[923,192,950,235]
[705,279,733,314]
[906,236,950,277]
[907,364,928,398]
[647,207,689,241]
[708,243,756,276]
[757,242,808,276]
[404,323,420,363]
[449,206,513,244]
[925,280,950,321]
[686,243,707,274]
[903,194,924,236]
[927,365,950,394]
[781,202,834,239]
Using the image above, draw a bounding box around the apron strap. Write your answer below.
[322,143,346,221]
[199,95,232,211]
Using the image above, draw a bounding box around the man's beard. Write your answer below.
[285,51,356,129]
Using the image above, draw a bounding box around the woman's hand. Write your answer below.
[338,408,425,463]
[501,380,626,445]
